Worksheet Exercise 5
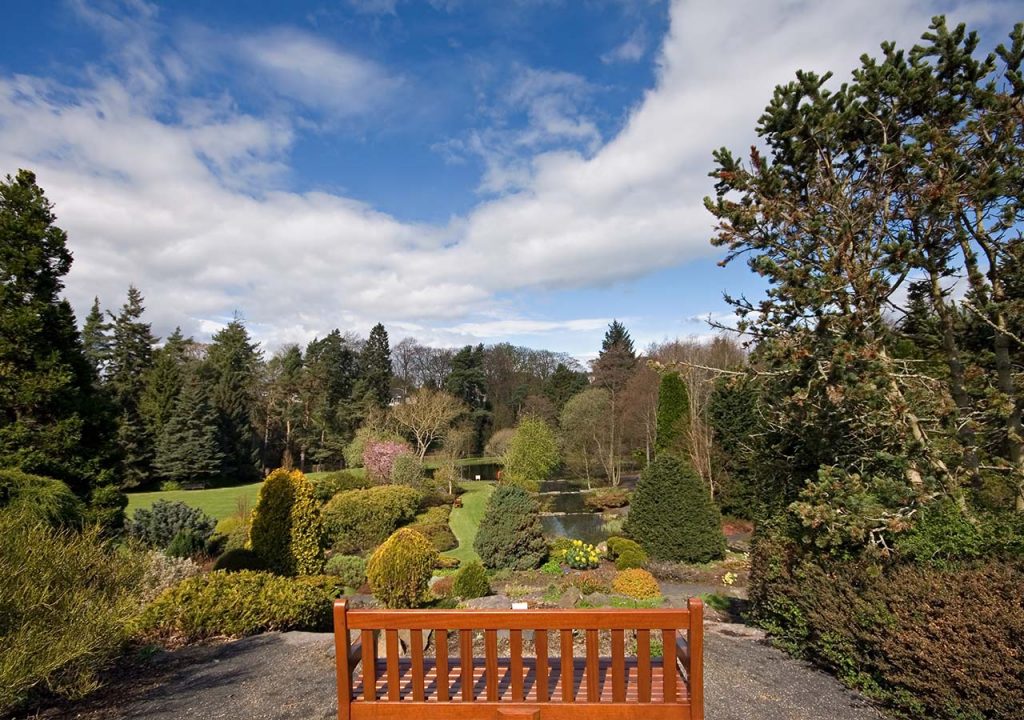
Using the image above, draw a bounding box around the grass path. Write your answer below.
[125,482,264,521]
[445,480,494,564]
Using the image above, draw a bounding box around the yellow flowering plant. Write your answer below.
[564,539,600,570]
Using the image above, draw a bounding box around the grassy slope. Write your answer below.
[445,480,494,564]
[125,482,264,521]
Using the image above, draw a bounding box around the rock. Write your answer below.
[462,594,512,610]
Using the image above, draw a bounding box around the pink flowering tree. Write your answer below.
[363,440,413,483]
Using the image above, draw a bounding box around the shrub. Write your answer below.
[139,571,341,640]
[502,417,559,490]
[85,484,128,535]
[548,536,573,561]
[624,455,725,563]
[322,485,422,553]
[564,539,600,570]
[390,454,425,487]
[166,529,207,558]
[452,560,491,599]
[0,514,146,715]
[409,505,458,552]
[212,548,266,573]
[344,426,405,468]
[249,468,324,576]
[583,488,630,511]
[607,537,649,569]
[139,551,202,604]
[561,570,611,595]
[364,440,413,483]
[0,468,84,527]
[310,470,369,502]
[127,500,216,550]
[431,575,455,598]
[160,480,183,491]
[484,428,515,457]
[436,555,460,569]
[474,484,547,570]
[612,569,661,599]
[325,554,367,589]
[366,528,437,608]
[541,558,563,575]
[655,372,689,455]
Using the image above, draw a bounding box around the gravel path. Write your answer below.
[31,624,882,720]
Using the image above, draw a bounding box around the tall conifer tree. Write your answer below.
[81,296,112,378]
[207,317,261,483]
[155,373,223,486]
[359,323,393,409]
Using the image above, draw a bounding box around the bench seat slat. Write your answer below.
[347,609,690,631]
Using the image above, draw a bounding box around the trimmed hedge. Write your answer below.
[474,484,547,570]
[249,468,324,575]
[624,455,725,563]
[366,528,437,608]
[452,560,491,599]
[750,525,1024,720]
[139,571,342,640]
[322,485,422,554]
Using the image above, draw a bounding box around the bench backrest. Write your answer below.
[333,597,704,720]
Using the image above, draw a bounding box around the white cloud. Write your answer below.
[602,26,648,64]
[0,0,1011,352]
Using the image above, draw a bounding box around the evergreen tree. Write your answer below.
[206,317,261,483]
[359,323,392,408]
[107,285,157,488]
[589,321,637,485]
[543,362,589,411]
[446,344,491,453]
[81,296,111,378]
[0,170,106,494]
[155,373,222,486]
[140,327,192,438]
[655,372,690,456]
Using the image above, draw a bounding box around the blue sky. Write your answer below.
[0,0,1014,359]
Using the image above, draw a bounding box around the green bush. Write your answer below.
[325,554,367,589]
[655,372,689,455]
[502,416,559,490]
[409,505,458,552]
[435,555,460,569]
[322,485,422,554]
[127,499,216,550]
[160,480,183,492]
[750,526,1024,720]
[366,528,438,608]
[452,560,491,599]
[212,548,266,573]
[139,550,202,604]
[390,454,425,487]
[0,514,146,715]
[310,470,369,503]
[249,468,324,576]
[85,484,128,535]
[607,537,649,569]
[895,498,1024,568]
[139,571,342,640]
[624,455,725,563]
[166,529,206,558]
[548,536,573,561]
[474,484,547,570]
[0,468,84,527]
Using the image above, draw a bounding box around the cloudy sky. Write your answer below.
[0,0,1015,358]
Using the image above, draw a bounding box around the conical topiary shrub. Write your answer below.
[624,454,725,563]
[473,484,547,570]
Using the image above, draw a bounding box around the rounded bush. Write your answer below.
[502,417,559,490]
[85,484,128,535]
[166,529,206,558]
[310,471,369,502]
[607,537,649,569]
[127,499,216,550]
[409,505,457,551]
[249,468,324,576]
[139,570,341,640]
[612,569,661,599]
[624,455,725,563]
[325,554,367,589]
[212,548,266,573]
[0,468,84,528]
[452,560,491,599]
[322,485,422,554]
[474,484,547,570]
[366,528,438,608]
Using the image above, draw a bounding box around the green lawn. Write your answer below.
[422,455,502,470]
[125,482,264,521]
[444,480,494,565]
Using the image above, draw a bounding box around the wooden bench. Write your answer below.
[333,597,704,720]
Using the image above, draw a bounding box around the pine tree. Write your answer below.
[155,373,223,486]
[655,372,690,456]
[0,170,107,494]
[207,317,261,483]
[446,344,491,453]
[359,323,393,408]
[543,362,589,411]
[140,328,192,438]
[589,321,637,485]
[81,296,111,378]
[107,285,157,488]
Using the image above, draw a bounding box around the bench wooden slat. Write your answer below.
[611,628,625,702]
[560,630,573,703]
[688,597,704,720]
[586,629,600,702]
[485,629,499,700]
[435,629,449,702]
[385,630,400,701]
[637,629,651,703]
[535,629,549,702]
[510,629,524,701]
[662,629,677,703]
[410,629,424,702]
[459,629,473,702]
[347,609,690,631]
[361,630,376,702]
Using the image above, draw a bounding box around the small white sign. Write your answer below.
[511,602,529,610]
[475,474,481,480]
